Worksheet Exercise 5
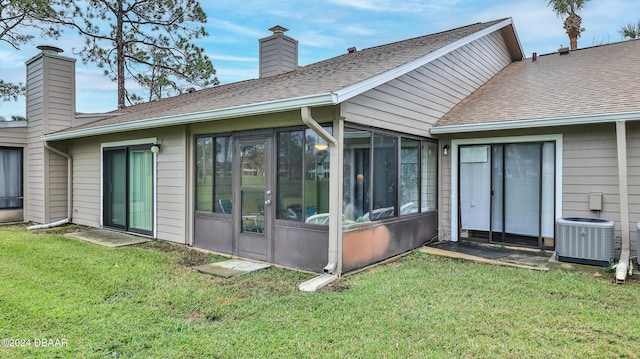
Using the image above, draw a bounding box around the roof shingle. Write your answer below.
[435,39,640,128]
[58,19,506,135]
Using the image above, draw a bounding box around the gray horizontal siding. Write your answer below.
[69,128,187,243]
[69,138,101,227]
[156,129,187,243]
[0,127,27,146]
[26,54,45,223]
[259,35,297,77]
[43,57,75,134]
[343,31,512,137]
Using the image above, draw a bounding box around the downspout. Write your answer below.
[27,141,73,230]
[614,120,631,283]
[299,106,341,291]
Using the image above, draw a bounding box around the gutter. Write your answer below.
[298,106,341,292]
[430,111,640,135]
[28,142,72,230]
[614,121,632,283]
[41,93,337,142]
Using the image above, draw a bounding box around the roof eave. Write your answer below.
[334,18,520,103]
[430,111,640,135]
[0,121,28,128]
[41,92,337,141]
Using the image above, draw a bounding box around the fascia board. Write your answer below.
[430,111,640,135]
[41,92,337,141]
[333,18,515,103]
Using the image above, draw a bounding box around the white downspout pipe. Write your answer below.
[299,107,342,291]
[615,120,631,283]
[28,141,73,230]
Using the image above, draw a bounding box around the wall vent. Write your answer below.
[556,217,615,266]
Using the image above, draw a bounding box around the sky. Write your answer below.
[1,0,640,118]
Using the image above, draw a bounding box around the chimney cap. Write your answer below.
[268,25,288,35]
[37,45,64,54]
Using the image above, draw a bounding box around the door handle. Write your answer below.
[264,199,272,206]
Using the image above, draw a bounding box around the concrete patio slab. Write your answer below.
[420,241,552,271]
[194,259,271,278]
[65,229,151,247]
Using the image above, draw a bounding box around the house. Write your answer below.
[432,38,640,280]
[2,17,637,285]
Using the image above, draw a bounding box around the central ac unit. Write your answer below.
[556,217,615,266]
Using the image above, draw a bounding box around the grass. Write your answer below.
[1,224,640,358]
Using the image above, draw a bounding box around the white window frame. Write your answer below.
[100,137,158,237]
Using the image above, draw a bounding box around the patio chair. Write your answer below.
[219,199,232,214]
[305,213,330,224]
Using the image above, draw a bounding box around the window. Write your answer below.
[304,129,330,219]
[343,128,436,223]
[277,131,303,220]
[215,137,233,212]
[372,134,397,219]
[401,139,419,215]
[0,147,23,209]
[276,127,331,223]
[195,137,213,211]
[195,135,233,213]
[343,130,371,221]
[421,141,437,212]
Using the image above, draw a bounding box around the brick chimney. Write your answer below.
[259,25,298,78]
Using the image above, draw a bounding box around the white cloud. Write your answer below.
[207,18,265,39]
[327,0,459,13]
[209,54,257,62]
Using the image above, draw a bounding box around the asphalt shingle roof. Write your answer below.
[435,39,640,128]
[58,19,506,135]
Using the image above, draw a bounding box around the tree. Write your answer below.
[0,79,23,101]
[546,0,590,50]
[52,0,218,108]
[619,20,640,40]
[0,0,59,102]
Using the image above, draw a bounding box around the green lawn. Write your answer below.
[1,225,640,358]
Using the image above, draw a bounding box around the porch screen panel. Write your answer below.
[214,136,233,213]
[304,128,331,220]
[421,141,437,212]
[504,143,540,237]
[129,149,153,232]
[459,145,490,232]
[277,131,303,221]
[541,142,555,238]
[195,136,213,211]
[372,134,397,220]
[343,130,370,221]
[0,147,22,209]
[400,139,419,215]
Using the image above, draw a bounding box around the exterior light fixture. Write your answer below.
[314,143,328,151]
[150,144,161,154]
[443,144,449,156]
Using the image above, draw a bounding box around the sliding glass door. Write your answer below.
[0,147,23,210]
[459,142,555,248]
[104,145,154,235]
